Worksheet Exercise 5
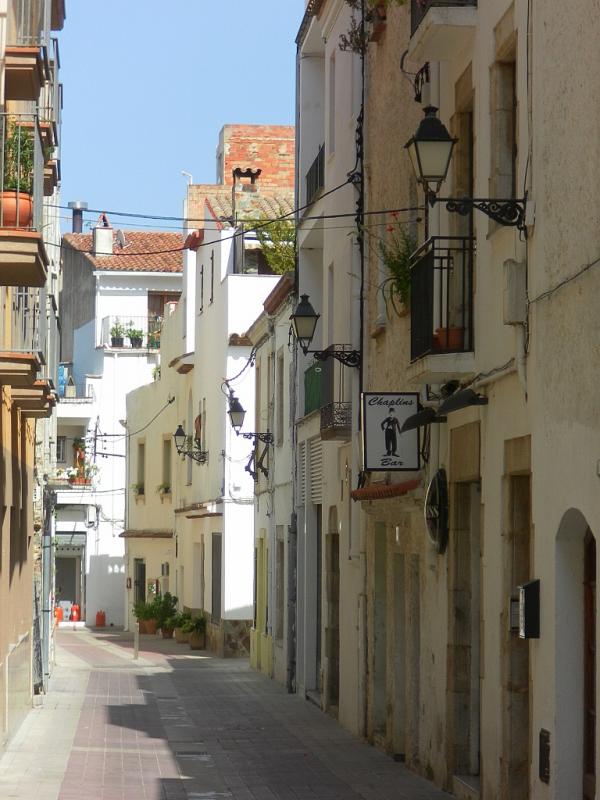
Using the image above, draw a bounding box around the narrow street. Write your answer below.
[0,630,449,800]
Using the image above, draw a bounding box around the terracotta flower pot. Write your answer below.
[0,191,32,228]
[137,619,147,634]
[145,618,157,635]
[434,326,464,351]
[174,627,189,644]
[189,630,206,650]
[161,627,174,639]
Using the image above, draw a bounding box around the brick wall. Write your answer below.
[218,124,295,191]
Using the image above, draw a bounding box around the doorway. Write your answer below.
[584,530,596,800]
[133,558,146,604]
[450,481,481,780]
[325,524,340,714]
[373,522,387,735]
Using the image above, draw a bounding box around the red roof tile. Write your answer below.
[63,230,184,273]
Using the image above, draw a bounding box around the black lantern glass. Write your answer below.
[405,105,457,193]
[228,396,246,433]
[173,424,186,454]
[290,294,319,354]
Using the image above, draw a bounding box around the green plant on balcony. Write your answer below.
[147,328,160,349]
[3,119,34,193]
[127,323,144,348]
[245,209,295,275]
[131,482,145,496]
[110,319,125,346]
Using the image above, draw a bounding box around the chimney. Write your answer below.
[92,212,113,257]
[67,200,88,233]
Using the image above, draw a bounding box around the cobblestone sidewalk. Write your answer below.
[0,629,451,800]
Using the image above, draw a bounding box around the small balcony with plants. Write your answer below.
[303,353,352,441]
[100,316,162,350]
[39,37,61,152]
[52,436,98,489]
[409,0,477,61]
[5,0,50,101]
[407,235,475,384]
[0,112,48,287]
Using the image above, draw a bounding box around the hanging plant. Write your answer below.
[378,213,416,316]
[339,0,405,53]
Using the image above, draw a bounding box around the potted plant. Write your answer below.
[153,592,179,638]
[173,611,192,643]
[127,323,144,348]
[156,482,171,501]
[147,328,160,349]
[133,600,153,634]
[186,614,207,650]
[131,482,145,498]
[1,117,34,228]
[110,320,125,347]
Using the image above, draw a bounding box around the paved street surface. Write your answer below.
[0,629,450,800]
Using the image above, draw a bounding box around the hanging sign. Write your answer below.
[362,392,420,472]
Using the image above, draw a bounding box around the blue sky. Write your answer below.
[58,1,303,232]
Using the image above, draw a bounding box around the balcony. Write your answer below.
[43,158,59,194]
[0,113,48,287]
[39,38,61,151]
[6,0,50,100]
[58,382,94,403]
[408,236,476,384]
[100,315,162,350]
[320,401,352,441]
[409,0,477,62]
[12,378,55,418]
[305,144,324,206]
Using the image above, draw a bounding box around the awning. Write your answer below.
[55,532,87,548]
[351,478,421,503]
[119,530,172,539]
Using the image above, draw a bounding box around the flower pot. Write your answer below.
[129,336,143,348]
[174,627,189,644]
[148,339,160,349]
[145,618,157,635]
[434,326,464,351]
[189,630,206,650]
[161,627,174,639]
[111,336,124,347]
[0,191,33,228]
[137,619,147,634]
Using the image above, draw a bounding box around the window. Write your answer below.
[162,438,171,488]
[56,435,66,463]
[490,27,517,203]
[137,441,145,492]
[276,349,284,446]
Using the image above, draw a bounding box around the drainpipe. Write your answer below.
[516,324,527,397]
[41,486,55,690]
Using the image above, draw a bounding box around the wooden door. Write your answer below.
[584,530,596,800]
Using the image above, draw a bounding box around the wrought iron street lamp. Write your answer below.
[405,105,527,232]
[172,423,208,464]
[290,294,361,369]
[227,393,273,481]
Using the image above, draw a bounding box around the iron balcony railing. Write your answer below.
[320,401,352,441]
[7,0,51,47]
[10,288,41,352]
[100,315,162,349]
[40,38,61,139]
[410,0,477,36]
[58,383,94,403]
[410,236,475,362]
[306,144,325,206]
[0,112,44,230]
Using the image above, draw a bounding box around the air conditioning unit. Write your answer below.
[161,562,170,577]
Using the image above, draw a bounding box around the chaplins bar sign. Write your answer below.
[362,392,420,472]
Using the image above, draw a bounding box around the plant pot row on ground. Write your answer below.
[133,595,207,648]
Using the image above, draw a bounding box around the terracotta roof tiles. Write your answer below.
[63,230,184,273]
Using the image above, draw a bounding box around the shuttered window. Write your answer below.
[309,438,323,504]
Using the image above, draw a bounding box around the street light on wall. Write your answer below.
[172,423,208,464]
[289,294,361,369]
[227,393,273,480]
[405,105,527,232]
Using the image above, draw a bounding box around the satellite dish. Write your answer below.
[116,229,127,249]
